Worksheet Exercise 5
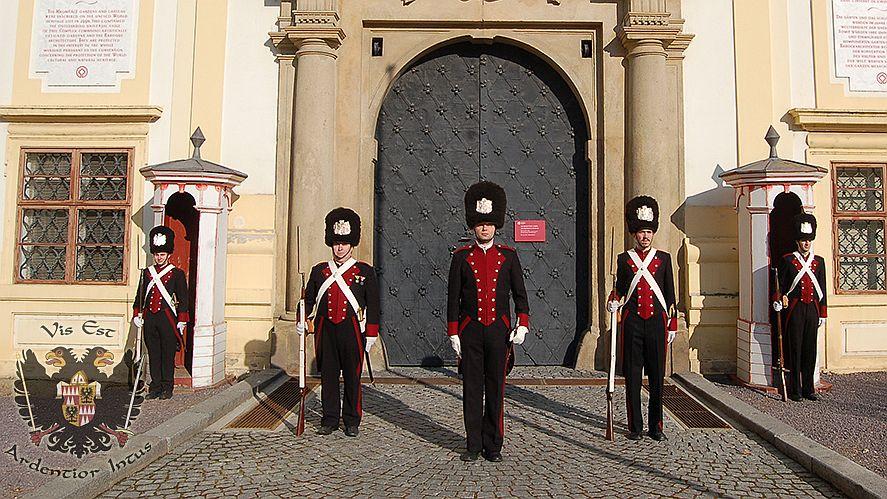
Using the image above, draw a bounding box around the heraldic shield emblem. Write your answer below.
[13,347,145,457]
[58,370,100,427]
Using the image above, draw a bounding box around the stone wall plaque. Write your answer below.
[832,0,887,93]
[29,0,139,92]
[13,313,124,348]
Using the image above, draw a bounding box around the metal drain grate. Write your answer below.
[658,384,730,429]
[225,379,315,430]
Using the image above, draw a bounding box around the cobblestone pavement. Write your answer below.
[103,370,842,498]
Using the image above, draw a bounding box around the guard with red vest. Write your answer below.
[131,226,190,400]
[607,196,677,441]
[300,207,380,437]
[447,181,530,462]
[772,213,827,402]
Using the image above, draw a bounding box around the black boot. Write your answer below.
[317,425,337,435]
[460,450,480,462]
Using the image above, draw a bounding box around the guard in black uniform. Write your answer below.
[773,213,826,402]
[448,181,530,462]
[132,226,190,400]
[607,196,677,441]
[301,207,380,437]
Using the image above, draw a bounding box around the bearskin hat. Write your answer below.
[626,195,659,233]
[325,207,361,247]
[794,212,817,241]
[149,226,175,254]
[464,181,507,229]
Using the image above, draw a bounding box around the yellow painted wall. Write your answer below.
[0,0,279,379]
[11,0,155,106]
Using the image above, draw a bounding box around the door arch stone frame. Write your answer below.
[268,2,693,372]
[357,29,601,368]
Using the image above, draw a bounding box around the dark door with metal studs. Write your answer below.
[374,42,589,366]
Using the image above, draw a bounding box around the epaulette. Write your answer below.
[496,244,516,252]
[454,244,473,253]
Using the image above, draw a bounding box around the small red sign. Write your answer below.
[514,219,546,243]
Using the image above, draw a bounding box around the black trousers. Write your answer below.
[785,302,819,398]
[317,317,363,428]
[460,319,510,453]
[622,313,666,434]
[143,311,177,393]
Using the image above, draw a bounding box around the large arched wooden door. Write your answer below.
[374,42,589,366]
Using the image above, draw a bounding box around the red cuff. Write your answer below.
[608,290,619,302]
[517,313,529,329]
[177,311,189,323]
[667,317,678,332]
[447,321,459,336]
[819,306,827,318]
[365,323,379,337]
[133,307,141,318]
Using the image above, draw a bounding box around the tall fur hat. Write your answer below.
[464,181,507,229]
[149,226,175,254]
[794,213,817,241]
[325,207,361,247]
[626,195,659,233]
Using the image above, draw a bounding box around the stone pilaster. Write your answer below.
[617,4,682,253]
[269,0,345,374]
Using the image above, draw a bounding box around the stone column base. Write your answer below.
[736,319,774,386]
[192,322,228,388]
[574,326,602,371]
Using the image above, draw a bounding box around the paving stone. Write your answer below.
[101,378,843,497]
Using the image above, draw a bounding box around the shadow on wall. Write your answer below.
[243,325,320,375]
[672,165,740,375]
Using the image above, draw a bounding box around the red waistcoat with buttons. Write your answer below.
[146,267,174,314]
[132,264,190,326]
[612,248,676,322]
[447,243,530,336]
[304,260,381,337]
[793,257,818,304]
[321,264,361,324]
[467,245,503,326]
[777,253,828,319]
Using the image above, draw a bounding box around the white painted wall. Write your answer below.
[0,1,21,248]
[220,0,278,195]
[681,0,738,205]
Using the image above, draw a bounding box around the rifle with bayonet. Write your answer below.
[606,227,618,441]
[296,227,308,436]
[771,266,789,402]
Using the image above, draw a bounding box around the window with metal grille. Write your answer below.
[833,164,887,293]
[16,149,131,284]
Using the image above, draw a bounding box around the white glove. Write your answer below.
[177,322,186,334]
[132,316,143,328]
[295,322,306,336]
[818,318,826,328]
[772,301,783,312]
[365,336,377,353]
[450,335,461,358]
[667,330,676,345]
[509,326,528,345]
[606,300,620,313]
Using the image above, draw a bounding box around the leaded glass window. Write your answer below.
[834,164,887,292]
[16,150,131,283]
